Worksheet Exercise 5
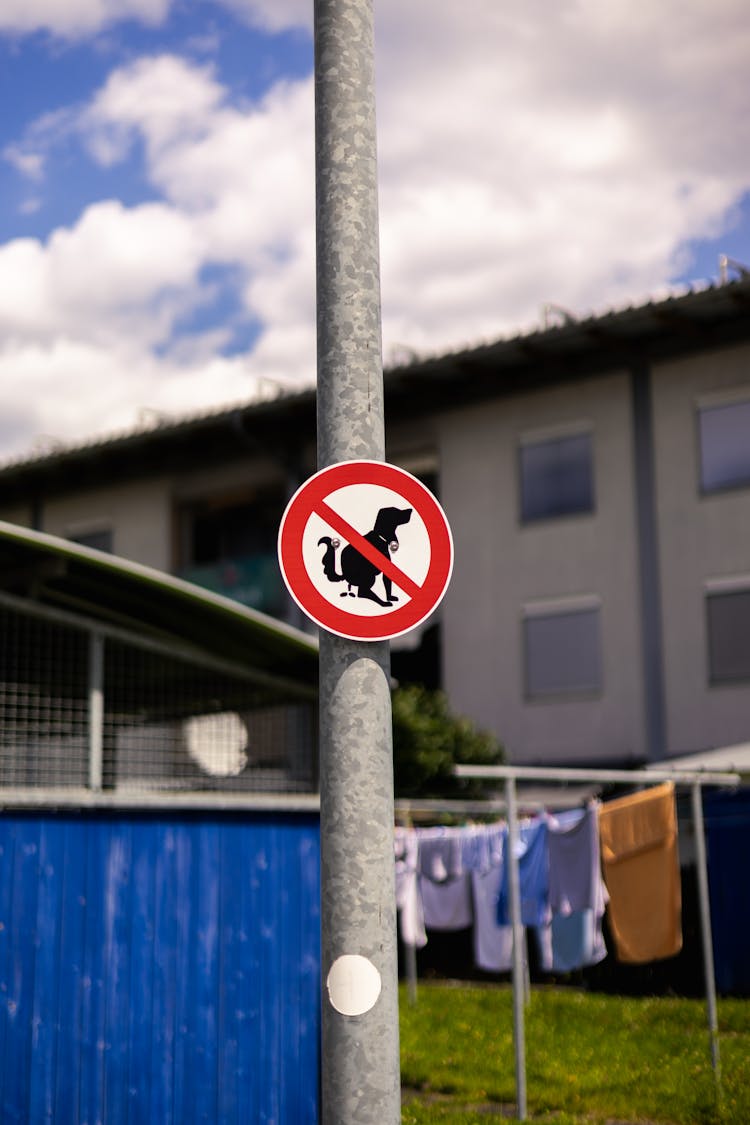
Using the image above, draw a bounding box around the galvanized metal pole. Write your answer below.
[314,1,401,1122]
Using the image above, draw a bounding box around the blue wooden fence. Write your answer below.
[0,811,321,1123]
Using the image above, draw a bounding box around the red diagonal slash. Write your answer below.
[316,499,423,601]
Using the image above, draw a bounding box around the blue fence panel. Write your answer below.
[0,811,321,1123]
[704,788,750,996]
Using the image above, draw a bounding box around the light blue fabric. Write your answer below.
[550,909,606,972]
[460,823,506,873]
[547,803,608,972]
[496,819,550,928]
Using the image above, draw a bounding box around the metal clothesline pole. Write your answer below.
[454,764,741,787]
[404,938,418,1007]
[454,762,740,1121]
[691,782,722,1086]
[505,775,527,1122]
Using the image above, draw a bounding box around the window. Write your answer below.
[519,431,594,522]
[523,603,602,699]
[706,587,750,683]
[70,527,113,553]
[698,398,750,493]
[176,486,286,615]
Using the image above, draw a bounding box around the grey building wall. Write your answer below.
[0,478,172,570]
[438,371,647,765]
[41,476,173,570]
[652,345,750,754]
[0,503,30,528]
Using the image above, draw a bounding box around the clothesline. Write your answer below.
[395,806,609,973]
[394,786,597,822]
[395,788,683,1003]
[449,762,741,1121]
[453,762,741,786]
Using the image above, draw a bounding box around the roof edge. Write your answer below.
[0,519,318,657]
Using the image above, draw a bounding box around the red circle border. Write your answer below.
[278,460,454,641]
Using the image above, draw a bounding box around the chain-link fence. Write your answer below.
[0,598,317,800]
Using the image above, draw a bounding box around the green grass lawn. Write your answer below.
[399,982,750,1124]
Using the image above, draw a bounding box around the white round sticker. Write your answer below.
[326,954,382,1016]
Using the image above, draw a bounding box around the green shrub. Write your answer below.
[392,684,504,798]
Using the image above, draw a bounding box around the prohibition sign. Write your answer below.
[277,460,454,641]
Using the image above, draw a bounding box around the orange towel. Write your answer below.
[598,782,682,964]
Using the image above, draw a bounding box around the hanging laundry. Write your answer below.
[598,782,682,964]
[547,805,608,972]
[496,817,553,970]
[418,829,473,931]
[549,806,602,914]
[551,911,604,972]
[394,827,427,949]
[463,824,514,972]
[496,818,550,929]
[395,811,611,976]
[472,864,514,972]
[459,822,502,874]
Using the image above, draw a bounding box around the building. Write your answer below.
[3,280,750,767]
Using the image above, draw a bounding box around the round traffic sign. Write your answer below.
[277,460,454,641]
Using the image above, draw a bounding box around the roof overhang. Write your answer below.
[0,521,319,695]
[649,743,750,780]
[3,280,750,501]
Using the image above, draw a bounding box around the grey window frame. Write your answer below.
[697,396,750,495]
[522,599,603,701]
[705,583,750,684]
[518,428,595,524]
[71,527,114,553]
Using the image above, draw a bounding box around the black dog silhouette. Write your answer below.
[319,506,412,607]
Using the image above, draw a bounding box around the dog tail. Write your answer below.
[318,536,344,582]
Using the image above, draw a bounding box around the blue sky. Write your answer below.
[0,6,312,242]
[0,0,749,461]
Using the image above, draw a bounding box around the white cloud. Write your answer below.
[0,0,309,37]
[213,0,310,34]
[83,57,315,259]
[0,48,317,457]
[0,200,204,347]
[0,337,264,457]
[83,55,226,165]
[0,0,170,35]
[79,54,317,356]
[372,0,750,348]
[82,57,314,232]
[3,145,45,181]
[1,0,750,460]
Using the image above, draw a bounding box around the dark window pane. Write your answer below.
[699,400,750,492]
[71,528,113,553]
[520,433,593,522]
[707,590,750,682]
[189,491,284,564]
[178,488,286,615]
[524,608,602,698]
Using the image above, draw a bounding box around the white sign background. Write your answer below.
[302,482,430,617]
